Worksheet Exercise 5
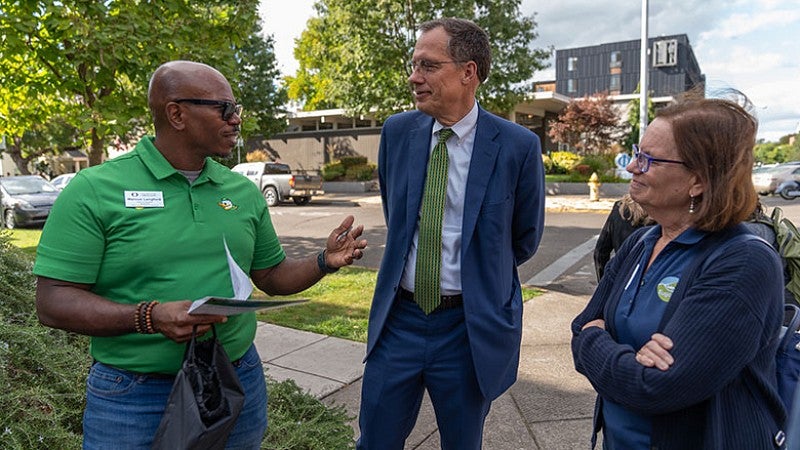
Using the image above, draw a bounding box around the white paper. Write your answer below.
[188,236,255,314]
[188,297,308,315]
[224,236,254,300]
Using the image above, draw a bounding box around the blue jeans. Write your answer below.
[83,344,267,450]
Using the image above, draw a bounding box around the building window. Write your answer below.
[567,56,578,71]
[609,74,621,92]
[653,39,678,67]
[610,51,622,68]
[567,79,577,93]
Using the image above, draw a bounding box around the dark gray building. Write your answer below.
[556,34,705,98]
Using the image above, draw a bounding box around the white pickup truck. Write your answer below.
[232,162,324,207]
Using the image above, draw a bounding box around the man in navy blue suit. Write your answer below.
[356,17,545,449]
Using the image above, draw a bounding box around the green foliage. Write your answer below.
[322,156,376,181]
[235,20,289,138]
[623,84,656,150]
[0,1,285,170]
[548,151,581,174]
[345,164,377,181]
[339,156,369,168]
[263,378,355,449]
[754,141,800,165]
[287,0,550,119]
[322,162,347,181]
[579,153,613,176]
[0,231,88,449]
[541,154,555,174]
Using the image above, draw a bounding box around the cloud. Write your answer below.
[261,0,800,140]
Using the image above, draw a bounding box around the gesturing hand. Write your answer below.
[324,215,368,268]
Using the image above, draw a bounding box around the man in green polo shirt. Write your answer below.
[33,60,367,449]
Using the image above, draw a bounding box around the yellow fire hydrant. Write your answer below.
[588,172,601,201]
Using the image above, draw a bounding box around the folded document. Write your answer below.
[188,297,308,316]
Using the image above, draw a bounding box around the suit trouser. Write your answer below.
[356,296,491,450]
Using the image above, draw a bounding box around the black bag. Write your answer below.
[152,325,245,450]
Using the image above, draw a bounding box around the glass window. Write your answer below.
[567,79,577,93]
[567,57,578,71]
[609,74,621,91]
[610,51,622,68]
[653,39,678,67]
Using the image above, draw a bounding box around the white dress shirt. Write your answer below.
[400,101,478,295]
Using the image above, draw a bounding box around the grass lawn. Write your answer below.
[254,267,541,343]
[6,228,542,342]
[3,228,41,257]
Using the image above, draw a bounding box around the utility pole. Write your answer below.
[639,0,649,142]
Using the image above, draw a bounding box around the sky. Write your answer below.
[258,0,800,142]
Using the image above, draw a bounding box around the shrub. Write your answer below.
[541,154,555,174]
[549,151,581,174]
[323,158,376,182]
[322,162,346,181]
[579,154,612,176]
[0,231,88,449]
[345,164,376,181]
[339,156,368,168]
[264,378,355,449]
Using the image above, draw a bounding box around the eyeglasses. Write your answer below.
[632,144,686,173]
[173,98,243,121]
[408,59,463,75]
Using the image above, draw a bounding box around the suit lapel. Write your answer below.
[462,109,501,251]
[405,116,435,240]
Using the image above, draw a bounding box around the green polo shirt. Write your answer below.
[34,136,286,374]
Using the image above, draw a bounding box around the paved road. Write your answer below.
[268,194,608,295]
[268,193,800,293]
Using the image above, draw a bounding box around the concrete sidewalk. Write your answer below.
[252,193,609,448]
[253,290,597,449]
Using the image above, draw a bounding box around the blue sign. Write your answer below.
[615,152,631,169]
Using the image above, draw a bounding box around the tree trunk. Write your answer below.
[5,137,32,175]
[88,127,105,166]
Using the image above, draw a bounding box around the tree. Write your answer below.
[548,92,624,155]
[285,0,551,119]
[1,1,263,167]
[0,74,82,174]
[236,20,289,138]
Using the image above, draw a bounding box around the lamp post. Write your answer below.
[639,0,649,141]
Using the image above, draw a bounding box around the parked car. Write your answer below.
[231,162,324,207]
[0,175,60,229]
[50,172,77,191]
[753,163,800,196]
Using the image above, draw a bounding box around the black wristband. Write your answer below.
[317,250,339,274]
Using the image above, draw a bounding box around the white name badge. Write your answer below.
[124,190,165,208]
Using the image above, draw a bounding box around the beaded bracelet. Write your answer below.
[143,301,159,334]
[134,301,160,334]
[133,301,147,334]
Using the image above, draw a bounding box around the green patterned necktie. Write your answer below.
[415,128,454,314]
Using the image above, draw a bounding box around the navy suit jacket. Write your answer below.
[365,106,545,400]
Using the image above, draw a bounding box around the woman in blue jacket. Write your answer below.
[572,92,787,449]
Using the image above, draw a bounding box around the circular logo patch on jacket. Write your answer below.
[657,276,679,302]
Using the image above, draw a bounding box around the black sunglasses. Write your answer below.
[173,98,242,121]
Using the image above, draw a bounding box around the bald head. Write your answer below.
[148,60,232,129]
